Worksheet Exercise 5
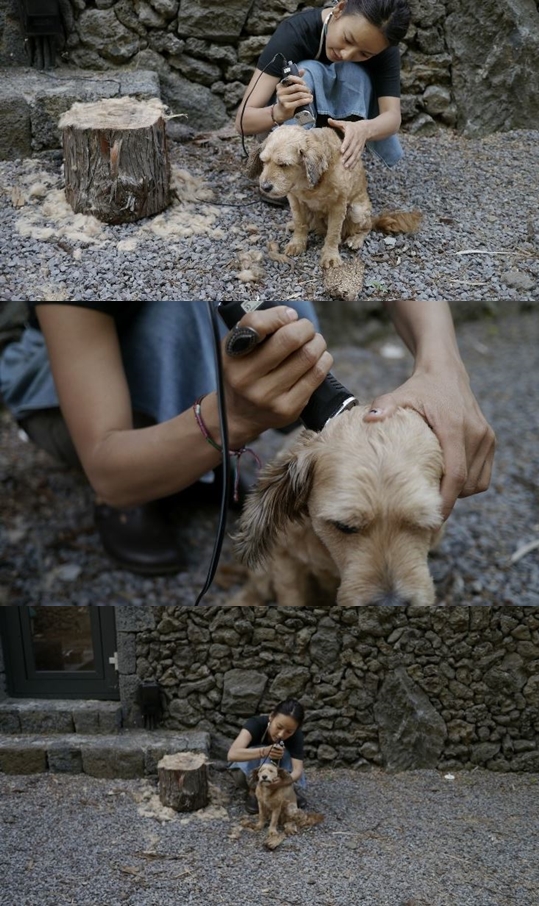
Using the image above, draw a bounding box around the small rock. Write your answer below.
[501,270,535,291]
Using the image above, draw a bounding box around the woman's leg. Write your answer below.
[298,60,404,167]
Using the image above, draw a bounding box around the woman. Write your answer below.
[236,0,411,174]
[227,699,307,813]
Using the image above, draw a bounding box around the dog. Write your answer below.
[231,405,445,608]
[242,762,324,850]
[248,125,421,268]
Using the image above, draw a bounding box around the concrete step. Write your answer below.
[0,729,211,777]
[0,698,123,735]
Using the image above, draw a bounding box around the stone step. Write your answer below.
[0,729,211,778]
[0,698,123,735]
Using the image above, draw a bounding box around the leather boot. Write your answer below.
[94,500,185,575]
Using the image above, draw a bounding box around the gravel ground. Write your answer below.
[0,308,538,607]
[0,128,538,303]
[1,767,538,906]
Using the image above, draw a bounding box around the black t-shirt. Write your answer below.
[257,7,401,99]
[243,714,305,760]
[28,302,144,330]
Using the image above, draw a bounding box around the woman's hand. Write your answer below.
[223,306,333,446]
[274,70,313,124]
[327,118,369,168]
[268,743,285,761]
[364,365,496,521]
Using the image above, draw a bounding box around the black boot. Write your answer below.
[245,793,259,815]
[94,500,185,575]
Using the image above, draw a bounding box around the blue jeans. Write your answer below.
[0,301,319,423]
[286,60,404,168]
[229,749,307,788]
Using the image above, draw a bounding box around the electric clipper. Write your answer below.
[217,301,358,432]
[281,60,315,127]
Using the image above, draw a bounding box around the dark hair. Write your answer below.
[343,0,411,45]
[272,699,305,727]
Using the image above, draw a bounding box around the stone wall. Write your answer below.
[117,606,539,773]
[1,0,538,135]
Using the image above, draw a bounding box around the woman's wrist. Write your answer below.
[271,101,286,125]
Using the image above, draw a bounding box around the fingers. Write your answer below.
[236,305,299,341]
[277,77,313,111]
[327,117,344,134]
[438,423,496,519]
[363,393,400,422]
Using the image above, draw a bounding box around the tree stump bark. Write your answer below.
[157,752,209,812]
[59,97,171,224]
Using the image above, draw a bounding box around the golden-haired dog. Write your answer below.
[242,762,324,850]
[248,125,421,268]
[232,405,445,607]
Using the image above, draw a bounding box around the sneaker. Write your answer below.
[94,500,185,576]
[245,794,259,815]
[230,768,249,792]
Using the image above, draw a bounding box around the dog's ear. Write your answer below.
[233,430,318,569]
[277,768,294,786]
[245,142,264,180]
[249,767,260,788]
[300,143,330,188]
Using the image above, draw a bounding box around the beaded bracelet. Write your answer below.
[270,103,279,126]
[193,395,261,502]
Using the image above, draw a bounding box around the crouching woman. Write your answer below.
[227,699,307,813]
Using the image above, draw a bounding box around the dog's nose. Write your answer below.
[260,181,273,194]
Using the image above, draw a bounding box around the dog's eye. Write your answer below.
[332,521,360,535]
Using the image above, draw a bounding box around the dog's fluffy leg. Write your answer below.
[344,201,372,250]
[320,200,348,268]
[285,196,309,257]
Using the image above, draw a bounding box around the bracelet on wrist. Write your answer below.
[192,395,261,503]
[270,103,279,126]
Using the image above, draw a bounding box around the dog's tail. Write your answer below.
[372,210,422,234]
[296,812,324,828]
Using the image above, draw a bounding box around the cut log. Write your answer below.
[59,97,171,224]
[157,752,209,812]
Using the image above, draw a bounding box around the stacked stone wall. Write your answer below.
[1,0,538,135]
[117,606,539,773]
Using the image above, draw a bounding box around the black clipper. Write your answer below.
[217,301,358,432]
[281,60,315,127]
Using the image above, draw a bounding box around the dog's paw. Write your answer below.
[285,239,307,257]
[320,248,343,268]
[345,232,368,250]
[265,831,286,850]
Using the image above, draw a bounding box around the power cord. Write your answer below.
[194,302,232,606]
[238,53,287,157]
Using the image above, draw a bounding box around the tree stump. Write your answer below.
[157,752,209,812]
[59,97,171,224]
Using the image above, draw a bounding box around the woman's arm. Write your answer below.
[235,68,313,135]
[328,96,401,168]
[227,728,273,762]
[290,757,304,783]
[364,301,496,519]
[36,304,332,509]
